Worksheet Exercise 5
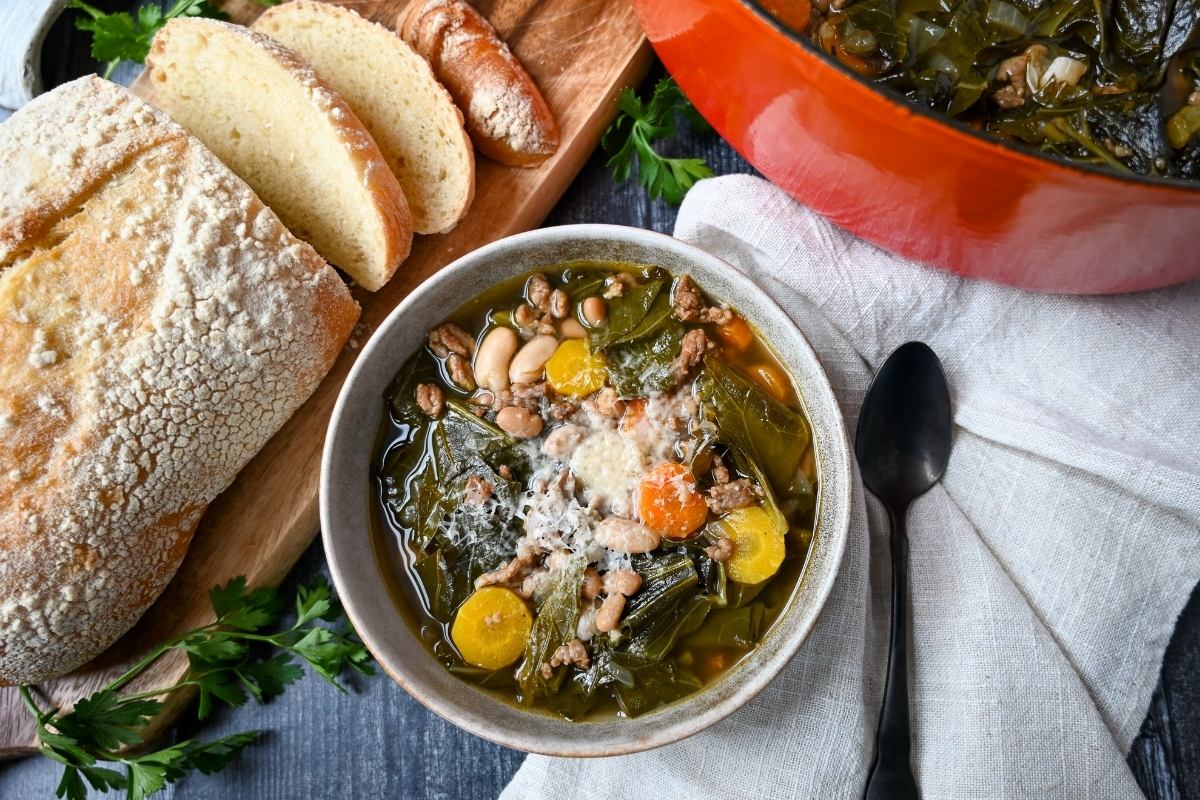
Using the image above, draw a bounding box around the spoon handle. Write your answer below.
[863,507,920,800]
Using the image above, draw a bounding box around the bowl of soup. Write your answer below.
[630,0,1200,294]
[321,225,852,755]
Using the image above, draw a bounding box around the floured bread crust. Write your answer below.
[0,76,360,686]
[397,0,560,167]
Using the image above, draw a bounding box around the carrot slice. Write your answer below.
[835,47,877,77]
[545,339,607,397]
[712,316,753,350]
[451,587,533,670]
[638,462,709,540]
[714,506,786,585]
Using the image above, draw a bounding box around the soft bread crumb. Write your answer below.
[142,17,412,291]
[255,1,474,234]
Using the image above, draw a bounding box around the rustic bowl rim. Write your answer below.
[320,224,853,756]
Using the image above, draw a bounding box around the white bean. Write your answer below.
[508,334,558,384]
[582,296,607,326]
[595,517,661,554]
[595,593,626,633]
[496,406,543,439]
[474,327,519,392]
[603,569,642,596]
[559,318,587,339]
[581,568,602,600]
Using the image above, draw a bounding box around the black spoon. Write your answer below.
[856,341,952,800]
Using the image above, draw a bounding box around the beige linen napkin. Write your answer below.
[501,175,1200,799]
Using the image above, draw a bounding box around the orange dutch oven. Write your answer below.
[631,0,1200,294]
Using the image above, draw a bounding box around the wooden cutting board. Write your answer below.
[0,0,650,758]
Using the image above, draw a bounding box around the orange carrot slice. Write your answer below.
[638,462,709,540]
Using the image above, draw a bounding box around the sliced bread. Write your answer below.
[254,1,475,235]
[142,17,411,291]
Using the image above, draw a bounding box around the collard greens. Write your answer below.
[807,0,1200,177]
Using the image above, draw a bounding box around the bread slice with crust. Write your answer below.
[0,76,359,686]
[254,1,474,234]
[142,17,411,291]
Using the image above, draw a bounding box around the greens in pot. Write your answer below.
[767,0,1200,178]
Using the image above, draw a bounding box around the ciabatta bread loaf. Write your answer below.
[142,17,412,291]
[255,1,474,234]
[0,76,359,687]
[397,0,560,168]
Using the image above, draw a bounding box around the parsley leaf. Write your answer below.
[210,575,284,631]
[239,652,305,701]
[126,744,185,800]
[67,0,224,79]
[20,575,373,800]
[602,76,714,204]
[176,731,260,775]
[191,660,249,719]
[53,689,161,752]
[295,578,336,625]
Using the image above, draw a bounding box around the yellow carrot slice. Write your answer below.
[712,506,786,585]
[545,339,607,397]
[451,586,533,669]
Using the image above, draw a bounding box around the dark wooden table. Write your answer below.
[1,10,1198,799]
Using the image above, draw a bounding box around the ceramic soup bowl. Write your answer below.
[321,224,852,756]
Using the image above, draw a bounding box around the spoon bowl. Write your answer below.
[856,342,953,510]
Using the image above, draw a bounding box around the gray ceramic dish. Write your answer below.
[320,224,852,757]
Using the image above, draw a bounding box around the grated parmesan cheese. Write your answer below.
[569,430,645,518]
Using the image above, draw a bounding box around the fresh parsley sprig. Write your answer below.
[21,576,373,800]
[67,0,223,79]
[602,76,714,204]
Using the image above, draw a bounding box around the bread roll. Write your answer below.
[0,76,359,687]
[255,1,475,234]
[397,0,560,167]
[143,17,412,291]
